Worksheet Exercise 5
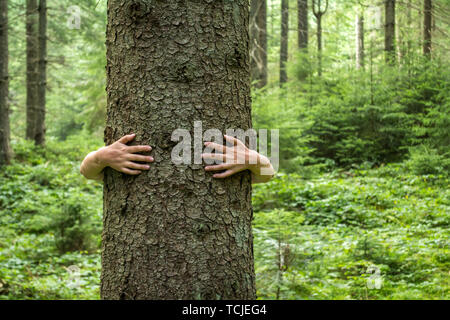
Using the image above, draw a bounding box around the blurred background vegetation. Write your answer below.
[0,0,448,299]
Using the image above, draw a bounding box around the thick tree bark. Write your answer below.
[102,0,255,300]
[0,0,11,165]
[384,0,396,64]
[298,0,308,50]
[36,0,46,145]
[356,15,364,69]
[423,0,432,56]
[26,0,38,141]
[280,0,289,86]
[250,0,267,88]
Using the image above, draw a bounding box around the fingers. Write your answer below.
[202,153,226,162]
[212,169,236,179]
[118,133,136,144]
[205,164,232,172]
[204,142,226,154]
[224,135,245,148]
[127,145,152,154]
[127,154,154,163]
[125,161,151,171]
[120,168,142,175]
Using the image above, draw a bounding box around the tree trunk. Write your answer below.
[312,0,327,77]
[298,0,308,50]
[317,14,322,76]
[102,0,255,300]
[384,0,396,64]
[280,0,289,86]
[26,0,38,141]
[407,0,412,57]
[423,0,432,56]
[36,0,46,145]
[250,0,267,88]
[356,15,364,69]
[0,0,11,166]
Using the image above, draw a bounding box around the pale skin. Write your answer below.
[80,134,275,184]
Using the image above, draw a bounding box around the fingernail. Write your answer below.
[149,157,154,161]
[145,165,150,169]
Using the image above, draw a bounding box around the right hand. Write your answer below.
[98,134,154,175]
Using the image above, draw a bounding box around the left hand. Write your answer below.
[202,135,274,182]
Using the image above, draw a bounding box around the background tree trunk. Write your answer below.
[250,0,267,88]
[407,0,412,57]
[297,0,309,81]
[298,0,308,50]
[280,0,289,86]
[312,0,328,77]
[102,0,255,300]
[0,0,11,165]
[356,15,364,69]
[36,0,46,145]
[423,0,432,56]
[384,0,396,64]
[26,0,38,141]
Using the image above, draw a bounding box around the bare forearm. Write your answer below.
[80,148,106,181]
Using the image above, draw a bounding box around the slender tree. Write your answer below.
[36,0,47,145]
[280,0,289,86]
[298,0,308,50]
[407,0,412,57]
[384,0,396,64]
[26,0,39,142]
[312,0,328,76]
[297,0,309,81]
[102,0,255,300]
[0,0,11,165]
[423,0,432,56]
[356,14,365,69]
[250,0,267,88]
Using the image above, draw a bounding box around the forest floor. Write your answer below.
[0,135,448,300]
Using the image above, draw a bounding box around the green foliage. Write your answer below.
[252,166,449,300]
[253,54,450,171]
[0,136,103,299]
[407,145,450,176]
[3,0,449,301]
[1,138,448,300]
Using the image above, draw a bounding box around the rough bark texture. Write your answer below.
[36,0,46,145]
[423,0,432,56]
[384,0,396,64]
[250,0,267,88]
[0,0,11,166]
[102,0,255,300]
[280,0,288,86]
[26,0,38,141]
[356,15,364,69]
[297,0,308,50]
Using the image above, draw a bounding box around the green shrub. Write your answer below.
[407,146,450,176]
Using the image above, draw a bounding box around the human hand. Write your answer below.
[97,133,154,175]
[202,135,274,182]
